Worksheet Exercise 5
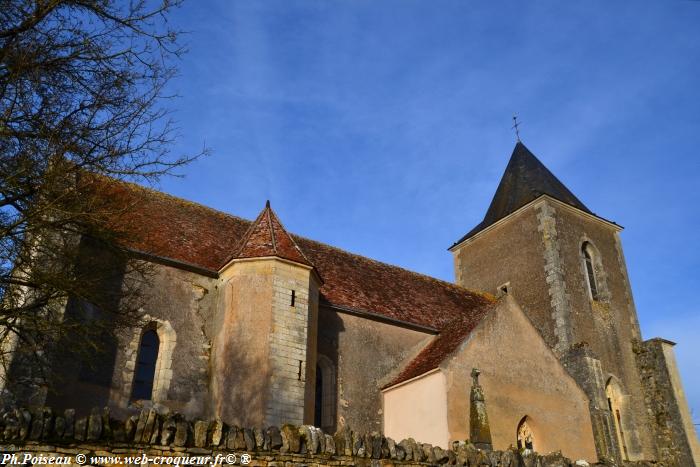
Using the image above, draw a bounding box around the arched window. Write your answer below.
[131,329,160,401]
[582,242,599,300]
[314,355,336,431]
[517,416,535,451]
[606,378,630,461]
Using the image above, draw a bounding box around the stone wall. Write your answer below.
[317,306,433,434]
[0,406,661,466]
[42,264,218,421]
[634,338,700,466]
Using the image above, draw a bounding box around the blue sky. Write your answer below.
[158,1,700,426]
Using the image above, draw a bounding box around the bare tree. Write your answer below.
[0,0,201,402]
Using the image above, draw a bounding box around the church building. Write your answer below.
[5,143,699,465]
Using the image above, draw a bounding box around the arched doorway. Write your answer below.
[517,416,535,451]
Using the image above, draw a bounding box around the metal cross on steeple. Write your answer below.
[511,115,522,142]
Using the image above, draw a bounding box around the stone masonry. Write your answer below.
[265,260,319,427]
[634,338,700,466]
[535,199,573,357]
[0,406,661,467]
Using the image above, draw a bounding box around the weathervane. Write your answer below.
[511,115,522,142]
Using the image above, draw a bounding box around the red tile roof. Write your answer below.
[93,177,248,271]
[383,308,494,389]
[92,177,495,336]
[296,237,495,330]
[226,201,314,268]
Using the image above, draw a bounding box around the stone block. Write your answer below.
[432,445,447,463]
[53,416,65,439]
[395,444,406,461]
[41,408,54,440]
[369,432,382,459]
[324,433,335,455]
[29,408,44,440]
[243,428,255,451]
[3,411,19,440]
[280,424,300,453]
[253,427,265,450]
[193,420,208,447]
[87,407,102,441]
[174,420,190,447]
[268,426,282,450]
[149,418,161,444]
[398,439,413,461]
[209,419,224,447]
[62,409,75,440]
[74,416,88,441]
[298,425,312,454]
[386,437,396,458]
[125,415,138,442]
[421,443,435,462]
[134,409,148,443]
[141,409,158,444]
[161,416,177,446]
[234,427,247,450]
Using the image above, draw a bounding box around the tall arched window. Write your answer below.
[582,242,599,300]
[131,329,160,401]
[517,416,535,451]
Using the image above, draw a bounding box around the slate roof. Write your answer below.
[92,177,495,332]
[452,142,592,247]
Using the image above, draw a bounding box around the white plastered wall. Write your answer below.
[382,369,449,448]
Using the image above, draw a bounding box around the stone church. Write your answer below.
[4,143,699,465]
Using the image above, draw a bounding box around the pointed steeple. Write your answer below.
[453,142,591,246]
[228,201,314,267]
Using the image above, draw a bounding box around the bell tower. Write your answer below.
[449,142,698,464]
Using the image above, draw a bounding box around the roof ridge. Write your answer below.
[293,235,495,302]
[267,207,315,267]
[103,176,252,224]
[105,178,493,301]
[266,207,277,254]
[226,209,263,265]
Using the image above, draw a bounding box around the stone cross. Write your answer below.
[469,367,493,451]
[471,368,480,385]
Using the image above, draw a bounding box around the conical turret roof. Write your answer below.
[452,142,592,246]
[229,201,314,267]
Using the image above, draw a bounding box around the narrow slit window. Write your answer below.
[291,290,296,307]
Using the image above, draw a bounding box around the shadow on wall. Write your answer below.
[14,235,131,416]
[316,304,344,433]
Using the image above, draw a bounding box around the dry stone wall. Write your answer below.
[0,406,661,467]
